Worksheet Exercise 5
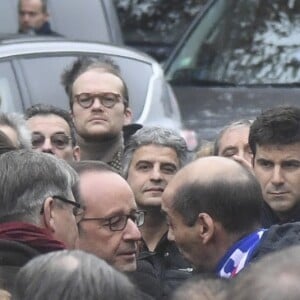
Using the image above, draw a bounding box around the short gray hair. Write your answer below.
[0,112,31,149]
[0,150,78,224]
[122,126,189,178]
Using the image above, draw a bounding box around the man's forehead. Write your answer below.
[20,0,44,10]
[80,170,136,203]
[132,145,179,162]
[27,115,71,133]
[256,143,300,156]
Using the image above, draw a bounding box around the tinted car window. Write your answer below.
[167,0,300,84]
[17,54,152,120]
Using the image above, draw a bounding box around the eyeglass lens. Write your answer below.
[109,211,145,231]
[32,133,71,149]
[75,92,122,109]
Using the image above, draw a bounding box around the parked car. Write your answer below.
[0,0,123,45]
[164,0,300,142]
[0,36,182,132]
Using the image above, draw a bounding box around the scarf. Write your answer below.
[216,229,266,278]
[0,221,66,253]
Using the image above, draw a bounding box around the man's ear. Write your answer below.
[196,212,215,245]
[41,197,56,233]
[73,145,81,161]
[124,107,132,125]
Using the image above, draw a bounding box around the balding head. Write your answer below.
[164,156,252,200]
[163,156,262,234]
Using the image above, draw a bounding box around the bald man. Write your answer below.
[162,157,300,278]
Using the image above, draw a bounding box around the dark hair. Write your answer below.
[25,104,77,147]
[61,56,129,110]
[249,106,300,156]
[172,168,262,234]
[12,250,141,300]
[69,160,114,175]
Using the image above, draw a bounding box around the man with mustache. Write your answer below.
[249,106,300,227]
[123,127,192,300]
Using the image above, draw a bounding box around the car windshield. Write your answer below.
[166,0,300,85]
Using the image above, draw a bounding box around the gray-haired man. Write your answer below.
[123,126,192,300]
[0,150,83,292]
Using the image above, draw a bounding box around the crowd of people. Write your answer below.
[1,0,300,299]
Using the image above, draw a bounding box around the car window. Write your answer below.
[17,54,152,120]
[167,0,300,85]
[0,61,23,112]
[48,0,110,42]
[0,0,122,44]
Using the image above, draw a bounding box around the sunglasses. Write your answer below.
[31,133,72,150]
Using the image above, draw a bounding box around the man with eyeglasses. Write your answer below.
[62,56,132,172]
[25,104,80,161]
[0,150,82,292]
[70,160,142,272]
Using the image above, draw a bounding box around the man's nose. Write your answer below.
[91,97,104,110]
[150,166,163,181]
[21,13,30,22]
[271,166,284,185]
[167,227,175,241]
[123,219,142,241]
[41,138,54,153]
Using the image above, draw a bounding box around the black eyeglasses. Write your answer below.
[31,133,72,150]
[74,92,125,109]
[40,195,84,222]
[79,210,145,231]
